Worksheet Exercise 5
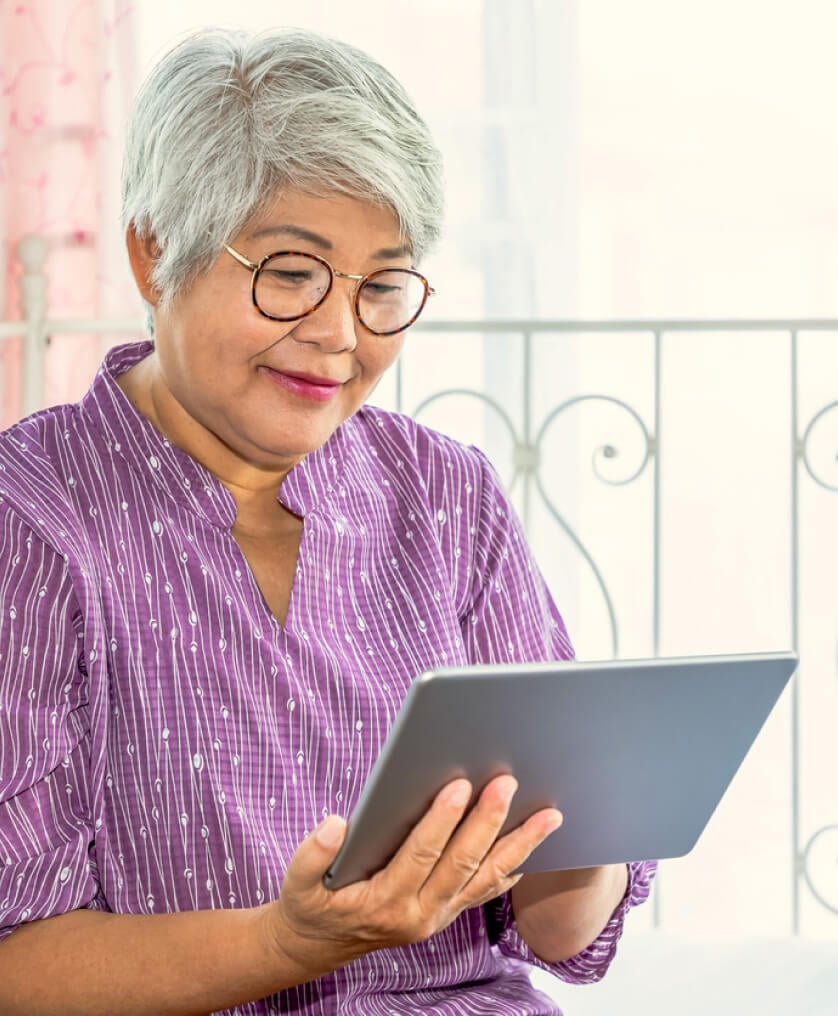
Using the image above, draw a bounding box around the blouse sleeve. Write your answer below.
[459,449,657,983]
[0,508,103,942]
[484,860,657,984]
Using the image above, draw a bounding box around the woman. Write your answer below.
[0,28,654,1015]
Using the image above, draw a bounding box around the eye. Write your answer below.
[263,268,315,286]
[362,280,404,299]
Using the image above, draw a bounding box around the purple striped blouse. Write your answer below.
[0,342,654,1014]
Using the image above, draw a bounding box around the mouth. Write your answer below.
[261,366,344,403]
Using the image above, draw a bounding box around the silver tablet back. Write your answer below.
[324,652,797,889]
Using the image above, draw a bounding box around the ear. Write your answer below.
[126,223,161,305]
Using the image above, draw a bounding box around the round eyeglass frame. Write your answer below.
[223,244,434,337]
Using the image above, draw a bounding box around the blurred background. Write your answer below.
[1,0,836,982]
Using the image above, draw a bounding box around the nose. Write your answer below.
[289,276,359,353]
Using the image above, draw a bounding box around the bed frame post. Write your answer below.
[18,234,48,416]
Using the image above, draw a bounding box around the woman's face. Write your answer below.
[132,189,411,478]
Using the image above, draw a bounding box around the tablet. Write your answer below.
[324,651,797,889]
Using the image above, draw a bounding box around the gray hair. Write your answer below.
[122,28,445,305]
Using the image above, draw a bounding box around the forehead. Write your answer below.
[243,188,409,259]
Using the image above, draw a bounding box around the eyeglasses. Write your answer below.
[223,244,434,337]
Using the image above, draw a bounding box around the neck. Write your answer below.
[116,353,298,509]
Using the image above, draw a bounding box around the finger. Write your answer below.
[491,806,563,871]
[417,775,520,901]
[380,778,474,889]
[457,807,563,906]
[284,815,348,891]
[467,871,524,908]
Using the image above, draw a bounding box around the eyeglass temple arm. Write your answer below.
[223,244,259,271]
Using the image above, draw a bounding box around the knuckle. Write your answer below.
[449,850,483,881]
[483,862,511,890]
[474,862,513,897]
[407,841,442,869]
[474,871,517,905]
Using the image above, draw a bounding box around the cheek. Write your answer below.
[155,313,239,398]
[359,337,404,383]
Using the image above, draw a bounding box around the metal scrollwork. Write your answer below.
[801,824,838,915]
[533,395,654,656]
[800,400,838,492]
[411,388,653,659]
[410,388,521,491]
[535,394,654,488]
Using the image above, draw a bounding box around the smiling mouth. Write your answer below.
[279,370,342,387]
[261,366,344,402]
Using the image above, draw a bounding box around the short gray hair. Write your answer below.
[122,28,445,305]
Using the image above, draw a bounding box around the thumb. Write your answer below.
[287,815,348,887]
[313,815,347,855]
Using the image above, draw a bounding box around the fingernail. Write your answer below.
[447,780,471,808]
[498,775,518,802]
[315,816,346,849]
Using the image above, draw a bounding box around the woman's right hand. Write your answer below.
[261,775,562,981]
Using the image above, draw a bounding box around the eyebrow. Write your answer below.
[249,224,412,260]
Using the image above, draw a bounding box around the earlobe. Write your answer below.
[126,223,161,305]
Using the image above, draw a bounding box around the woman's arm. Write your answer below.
[0,905,293,1016]
[511,864,629,963]
[0,777,561,1016]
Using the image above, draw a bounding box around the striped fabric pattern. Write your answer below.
[0,342,655,1014]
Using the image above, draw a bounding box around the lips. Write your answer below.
[278,369,342,387]
[261,365,344,403]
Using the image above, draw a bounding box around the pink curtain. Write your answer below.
[0,0,138,426]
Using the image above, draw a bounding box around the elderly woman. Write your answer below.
[0,28,654,1015]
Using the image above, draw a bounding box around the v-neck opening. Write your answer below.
[228,516,306,633]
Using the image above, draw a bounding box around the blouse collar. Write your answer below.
[81,341,348,527]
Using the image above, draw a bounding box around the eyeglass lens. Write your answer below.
[254,253,427,334]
